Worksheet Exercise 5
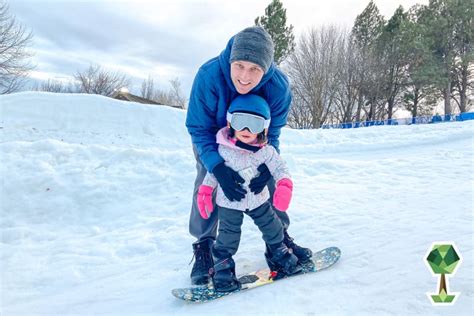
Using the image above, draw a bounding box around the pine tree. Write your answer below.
[399,4,439,118]
[376,6,408,120]
[352,0,385,51]
[351,0,385,121]
[416,0,472,115]
[255,0,295,65]
[450,0,472,113]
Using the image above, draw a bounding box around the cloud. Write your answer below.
[10,0,226,92]
[9,0,428,95]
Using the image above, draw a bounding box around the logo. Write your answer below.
[424,242,462,305]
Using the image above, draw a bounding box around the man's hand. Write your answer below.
[249,163,272,194]
[212,162,246,201]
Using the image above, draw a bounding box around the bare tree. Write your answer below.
[287,91,314,128]
[34,78,75,93]
[0,0,34,94]
[140,75,187,109]
[285,26,341,128]
[332,32,360,124]
[168,77,186,109]
[154,90,171,105]
[74,64,130,96]
[141,75,155,100]
[141,75,167,102]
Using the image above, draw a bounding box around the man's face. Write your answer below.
[230,61,265,94]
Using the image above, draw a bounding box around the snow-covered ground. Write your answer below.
[1,92,473,315]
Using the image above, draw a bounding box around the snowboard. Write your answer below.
[172,246,341,303]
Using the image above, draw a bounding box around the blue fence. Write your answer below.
[321,112,474,129]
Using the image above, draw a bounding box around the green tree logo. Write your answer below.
[425,242,462,305]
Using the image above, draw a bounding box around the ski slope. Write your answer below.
[1,92,473,315]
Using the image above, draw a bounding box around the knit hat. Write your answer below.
[230,26,275,73]
[228,94,271,120]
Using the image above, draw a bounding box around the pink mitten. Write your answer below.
[197,185,214,219]
[273,178,293,212]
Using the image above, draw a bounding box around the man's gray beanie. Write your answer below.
[230,26,275,73]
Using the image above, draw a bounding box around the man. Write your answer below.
[186,26,312,285]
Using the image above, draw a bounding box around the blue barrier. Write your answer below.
[459,112,474,121]
[321,112,473,129]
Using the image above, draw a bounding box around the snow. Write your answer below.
[1,92,473,315]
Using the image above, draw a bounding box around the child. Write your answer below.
[196,94,301,292]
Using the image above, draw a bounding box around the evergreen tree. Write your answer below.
[255,0,295,65]
[450,0,473,113]
[416,0,472,115]
[351,0,385,121]
[352,0,384,51]
[376,6,408,119]
[399,4,439,118]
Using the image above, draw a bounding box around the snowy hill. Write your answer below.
[1,92,473,315]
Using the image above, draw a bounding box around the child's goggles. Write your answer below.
[226,112,271,134]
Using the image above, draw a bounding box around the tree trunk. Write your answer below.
[356,91,363,122]
[388,98,394,120]
[443,81,452,115]
[459,64,468,113]
[413,87,419,117]
[368,97,376,121]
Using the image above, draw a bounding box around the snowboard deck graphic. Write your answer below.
[172,246,341,303]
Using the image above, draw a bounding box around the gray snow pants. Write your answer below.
[212,202,285,258]
[189,145,290,244]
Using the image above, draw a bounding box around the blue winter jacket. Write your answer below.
[185,36,292,173]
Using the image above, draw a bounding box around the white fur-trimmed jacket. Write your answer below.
[202,127,291,211]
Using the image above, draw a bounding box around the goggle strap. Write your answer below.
[264,119,270,129]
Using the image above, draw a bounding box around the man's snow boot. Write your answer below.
[265,242,302,279]
[283,230,313,263]
[190,239,214,285]
[211,257,241,292]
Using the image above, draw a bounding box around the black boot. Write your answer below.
[265,242,302,278]
[212,257,241,292]
[190,239,214,285]
[283,230,312,263]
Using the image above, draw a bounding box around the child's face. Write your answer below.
[235,128,258,144]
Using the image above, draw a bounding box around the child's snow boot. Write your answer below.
[265,242,302,279]
[211,257,241,292]
[283,230,313,263]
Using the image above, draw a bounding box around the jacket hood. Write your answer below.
[216,127,263,152]
[216,127,237,148]
[218,36,276,93]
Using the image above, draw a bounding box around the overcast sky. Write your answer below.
[9,0,428,97]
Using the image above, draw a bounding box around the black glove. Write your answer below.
[249,163,272,194]
[212,162,246,202]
